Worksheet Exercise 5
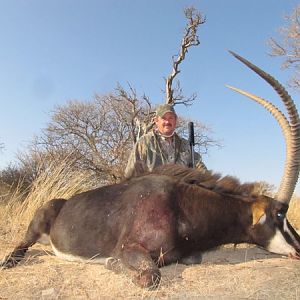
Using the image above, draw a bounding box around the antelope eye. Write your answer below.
[276,212,286,220]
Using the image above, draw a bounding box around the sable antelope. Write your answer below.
[1,52,300,289]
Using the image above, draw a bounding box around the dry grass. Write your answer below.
[0,158,97,241]
[0,241,299,299]
[288,195,300,230]
[1,165,300,299]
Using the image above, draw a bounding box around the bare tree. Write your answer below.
[165,7,206,105]
[23,84,218,185]
[115,84,154,142]
[32,86,153,184]
[126,7,206,139]
[268,4,300,91]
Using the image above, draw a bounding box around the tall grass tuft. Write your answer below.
[0,157,98,241]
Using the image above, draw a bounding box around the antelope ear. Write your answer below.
[252,202,267,225]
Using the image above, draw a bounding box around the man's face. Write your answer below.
[155,112,177,136]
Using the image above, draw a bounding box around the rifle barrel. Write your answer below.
[188,122,195,168]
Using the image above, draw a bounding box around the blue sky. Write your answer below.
[0,0,299,194]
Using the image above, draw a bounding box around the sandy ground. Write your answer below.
[1,239,300,300]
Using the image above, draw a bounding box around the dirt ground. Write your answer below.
[1,239,300,300]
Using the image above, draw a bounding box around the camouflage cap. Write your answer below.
[155,104,176,117]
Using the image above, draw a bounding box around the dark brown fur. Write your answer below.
[134,163,257,197]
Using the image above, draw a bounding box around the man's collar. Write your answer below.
[154,129,175,139]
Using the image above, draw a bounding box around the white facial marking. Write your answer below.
[267,227,296,256]
[283,219,300,249]
[51,241,107,264]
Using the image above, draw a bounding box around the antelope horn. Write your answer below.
[227,51,300,204]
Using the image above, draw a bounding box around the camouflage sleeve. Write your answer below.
[124,142,140,178]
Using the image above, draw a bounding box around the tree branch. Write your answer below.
[165,7,205,104]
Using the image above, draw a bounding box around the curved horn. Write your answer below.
[228,51,300,204]
[225,86,291,141]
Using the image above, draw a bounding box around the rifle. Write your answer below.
[188,122,195,168]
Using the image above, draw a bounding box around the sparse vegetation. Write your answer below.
[269,4,300,92]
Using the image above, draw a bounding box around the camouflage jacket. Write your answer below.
[124,130,207,178]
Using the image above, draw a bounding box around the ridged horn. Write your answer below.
[227,51,300,204]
